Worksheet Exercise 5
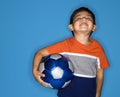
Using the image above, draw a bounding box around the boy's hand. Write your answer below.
[33,70,48,87]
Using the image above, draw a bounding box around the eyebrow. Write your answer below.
[74,14,92,18]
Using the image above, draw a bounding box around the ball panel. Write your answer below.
[50,54,62,60]
[41,70,53,83]
[62,80,71,88]
[39,62,45,72]
[63,69,73,81]
[51,67,64,79]
[57,58,69,70]
[68,61,74,72]
[50,79,65,89]
[45,59,57,70]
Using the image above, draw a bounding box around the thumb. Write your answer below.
[39,72,45,77]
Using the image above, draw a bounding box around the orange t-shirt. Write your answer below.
[46,37,109,78]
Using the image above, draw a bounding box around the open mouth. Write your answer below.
[80,22,88,27]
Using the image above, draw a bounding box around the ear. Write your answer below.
[92,25,96,31]
[68,24,74,31]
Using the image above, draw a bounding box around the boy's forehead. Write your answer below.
[74,11,92,18]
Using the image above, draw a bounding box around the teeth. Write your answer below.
[80,23,88,26]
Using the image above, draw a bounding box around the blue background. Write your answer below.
[0,0,120,97]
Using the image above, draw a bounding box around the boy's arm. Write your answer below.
[32,48,49,87]
[96,68,104,97]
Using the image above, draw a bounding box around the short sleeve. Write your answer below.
[46,39,68,54]
[99,47,110,69]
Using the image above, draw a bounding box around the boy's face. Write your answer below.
[69,11,96,35]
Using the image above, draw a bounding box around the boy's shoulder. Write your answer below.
[91,38,104,49]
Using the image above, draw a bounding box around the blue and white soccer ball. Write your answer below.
[39,54,74,89]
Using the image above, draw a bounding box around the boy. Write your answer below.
[32,7,109,97]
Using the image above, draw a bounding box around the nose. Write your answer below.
[82,17,87,21]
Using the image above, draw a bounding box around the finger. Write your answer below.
[37,71,45,77]
[41,81,49,87]
[37,77,47,85]
[33,71,48,87]
[40,73,45,77]
[38,78,49,87]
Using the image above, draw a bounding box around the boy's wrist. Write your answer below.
[96,93,101,97]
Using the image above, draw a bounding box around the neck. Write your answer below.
[74,33,91,45]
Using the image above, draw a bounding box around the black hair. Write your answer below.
[69,7,96,36]
[70,7,96,25]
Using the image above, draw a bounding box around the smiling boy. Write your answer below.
[33,7,109,97]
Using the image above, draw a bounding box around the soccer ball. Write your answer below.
[39,54,74,89]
